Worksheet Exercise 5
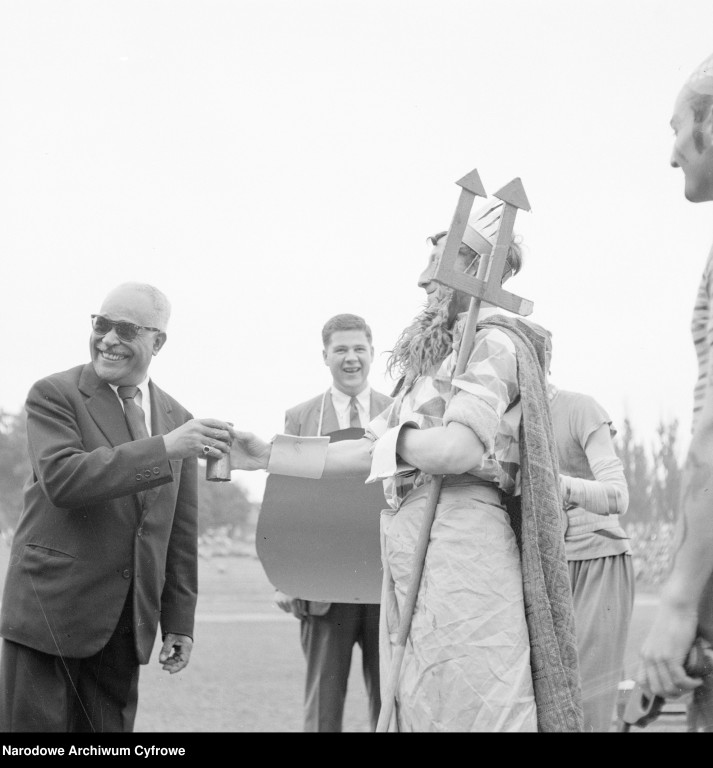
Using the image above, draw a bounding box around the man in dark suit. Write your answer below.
[274,313,392,732]
[0,281,233,732]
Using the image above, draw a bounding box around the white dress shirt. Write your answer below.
[330,385,371,430]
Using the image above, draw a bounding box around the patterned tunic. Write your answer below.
[365,308,521,508]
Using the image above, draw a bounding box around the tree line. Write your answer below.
[614,417,682,525]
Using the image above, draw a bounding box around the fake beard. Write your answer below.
[387,287,459,391]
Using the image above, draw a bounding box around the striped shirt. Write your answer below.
[691,244,713,432]
[365,309,522,510]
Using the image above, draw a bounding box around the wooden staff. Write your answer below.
[375,170,533,732]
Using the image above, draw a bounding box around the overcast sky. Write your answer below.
[2,0,712,502]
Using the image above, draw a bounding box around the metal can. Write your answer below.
[206,452,232,482]
[206,422,233,482]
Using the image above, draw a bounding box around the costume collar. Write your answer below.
[453,305,502,352]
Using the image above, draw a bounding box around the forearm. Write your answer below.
[637,381,713,697]
[659,443,713,612]
[560,467,628,516]
[322,438,374,477]
[262,434,373,478]
[265,425,482,479]
[563,427,629,516]
[396,423,485,476]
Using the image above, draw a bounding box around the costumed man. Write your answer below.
[546,337,634,732]
[0,282,233,732]
[229,199,582,732]
[640,51,713,730]
[273,313,392,732]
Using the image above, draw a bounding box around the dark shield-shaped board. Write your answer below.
[256,427,386,603]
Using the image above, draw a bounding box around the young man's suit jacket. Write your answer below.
[283,388,393,615]
[0,362,198,664]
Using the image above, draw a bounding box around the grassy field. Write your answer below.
[134,553,374,733]
[0,539,688,733]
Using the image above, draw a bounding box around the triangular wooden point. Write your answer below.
[493,178,531,211]
[456,168,487,198]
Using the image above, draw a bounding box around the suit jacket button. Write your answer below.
[143,469,151,478]
[153,467,160,474]
[122,569,131,579]
[135,474,142,481]
[137,527,143,537]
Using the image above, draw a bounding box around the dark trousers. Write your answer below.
[300,601,380,732]
[0,595,139,732]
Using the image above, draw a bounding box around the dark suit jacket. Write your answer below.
[0,363,197,664]
[283,388,393,614]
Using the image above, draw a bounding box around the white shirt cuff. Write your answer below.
[366,421,419,484]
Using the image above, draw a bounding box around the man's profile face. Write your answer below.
[670,88,713,203]
[418,238,476,316]
[323,329,373,396]
[90,285,167,386]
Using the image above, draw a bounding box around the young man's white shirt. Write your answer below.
[330,385,371,429]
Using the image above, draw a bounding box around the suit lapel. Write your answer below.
[81,363,146,517]
[320,392,341,435]
[140,382,177,517]
[149,381,176,437]
[369,391,392,419]
[369,392,379,419]
[81,366,176,518]
[80,364,132,446]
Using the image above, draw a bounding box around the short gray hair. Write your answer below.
[115,282,171,330]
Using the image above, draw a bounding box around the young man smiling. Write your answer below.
[0,282,232,732]
[273,313,392,732]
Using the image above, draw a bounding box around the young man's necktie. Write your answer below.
[349,396,361,428]
[117,386,150,440]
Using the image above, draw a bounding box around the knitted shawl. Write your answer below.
[481,315,584,732]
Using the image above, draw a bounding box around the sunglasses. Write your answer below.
[91,314,161,342]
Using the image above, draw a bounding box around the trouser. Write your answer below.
[568,553,635,732]
[300,601,381,732]
[0,593,140,732]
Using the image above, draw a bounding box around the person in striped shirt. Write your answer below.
[640,52,713,728]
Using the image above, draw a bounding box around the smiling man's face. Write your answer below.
[323,329,373,396]
[90,285,167,386]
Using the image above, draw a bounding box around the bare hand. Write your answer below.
[639,603,702,698]
[228,428,271,472]
[163,418,233,461]
[159,633,193,674]
[274,590,307,618]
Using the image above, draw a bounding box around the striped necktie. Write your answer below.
[117,385,150,440]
